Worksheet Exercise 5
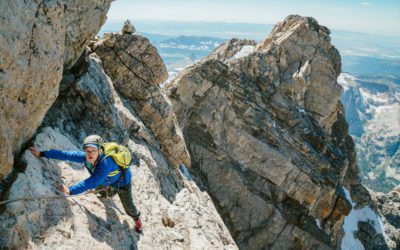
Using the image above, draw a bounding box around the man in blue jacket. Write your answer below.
[29,135,143,233]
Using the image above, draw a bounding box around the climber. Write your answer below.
[29,135,143,233]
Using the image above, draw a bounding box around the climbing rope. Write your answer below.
[0,188,107,206]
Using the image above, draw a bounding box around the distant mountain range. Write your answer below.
[101,20,400,58]
[143,33,400,81]
[339,73,400,192]
[148,35,225,72]
[101,20,274,40]
[341,56,400,76]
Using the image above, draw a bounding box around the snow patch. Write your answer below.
[316,219,322,229]
[366,103,400,137]
[163,68,186,87]
[159,43,213,51]
[298,107,306,114]
[395,91,400,102]
[359,88,389,105]
[367,172,377,180]
[225,45,255,63]
[385,165,400,180]
[341,188,388,250]
[338,73,357,91]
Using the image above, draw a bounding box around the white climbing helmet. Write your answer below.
[82,135,104,149]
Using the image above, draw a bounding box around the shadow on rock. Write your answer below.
[74,197,139,250]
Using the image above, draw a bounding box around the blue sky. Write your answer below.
[107,0,400,36]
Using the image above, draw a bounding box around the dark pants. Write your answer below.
[96,183,140,219]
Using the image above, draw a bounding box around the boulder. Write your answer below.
[122,20,135,34]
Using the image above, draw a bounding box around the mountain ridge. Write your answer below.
[0,2,398,248]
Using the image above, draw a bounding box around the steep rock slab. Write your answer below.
[371,186,400,249]
[0,0,113,178]
[0,128,237,249]
[167,15,360,249]
[255,15,342,133]
[92,27,191,168]
[0,53,237,249]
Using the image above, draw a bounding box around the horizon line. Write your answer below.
[104,18,400,38]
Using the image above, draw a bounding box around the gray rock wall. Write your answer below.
[0,0,113,178]
[167,15,360,249]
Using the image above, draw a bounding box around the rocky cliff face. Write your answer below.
[0,0,113,178]
[0,21,236,249]
[166,15,389,249]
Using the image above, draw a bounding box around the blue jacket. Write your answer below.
[43,150,132,195]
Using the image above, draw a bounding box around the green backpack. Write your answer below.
[102,142,132,177]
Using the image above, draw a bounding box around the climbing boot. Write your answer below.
[134,217,143,233]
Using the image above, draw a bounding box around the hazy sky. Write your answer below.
[107,0,400,36]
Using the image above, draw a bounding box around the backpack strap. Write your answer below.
[99,155,122,177]
[108,169,121,177]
